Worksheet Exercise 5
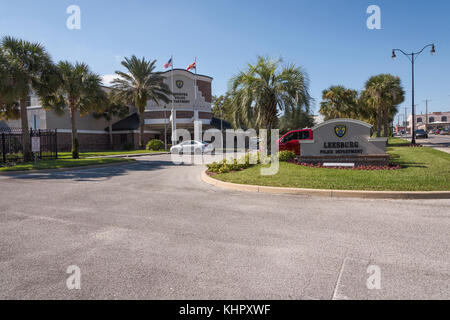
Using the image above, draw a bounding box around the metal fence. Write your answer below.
[0,128,58,163]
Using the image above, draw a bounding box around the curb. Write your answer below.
[201,170,450,199]
[0,159,135,176]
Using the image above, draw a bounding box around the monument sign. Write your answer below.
[298,119,389,166]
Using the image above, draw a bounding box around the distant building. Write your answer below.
[407,111,450,132]
[1,69,215,151]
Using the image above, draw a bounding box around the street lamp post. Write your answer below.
[220,105,223,134]
[392,44,435,144]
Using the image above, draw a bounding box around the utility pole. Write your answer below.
[423,99,431,131]
[404,107,408,135]
[164,106,167,150]
[413,104,419,134]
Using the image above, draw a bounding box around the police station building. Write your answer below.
[0,69,216,151]
[143,68,213,140]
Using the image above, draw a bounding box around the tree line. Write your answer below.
[1,36,404,162]
[212,57,314,135]
[213,57,404,137]
[320,74,405,137]
[0,36,171,161]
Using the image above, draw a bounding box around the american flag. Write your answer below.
[163,57,173,69]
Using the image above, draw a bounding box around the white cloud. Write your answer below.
[101,74,117,86]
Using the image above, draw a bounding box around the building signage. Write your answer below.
[172,92,190,104]
[334,125,347,138]
[176,80,184,89]
[299,119,389,165]
[320,141,363,155]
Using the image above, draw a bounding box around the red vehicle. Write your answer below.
[278,129,313,155]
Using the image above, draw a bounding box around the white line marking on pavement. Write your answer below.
[332,257,350,300]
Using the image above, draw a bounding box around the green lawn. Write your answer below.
[213,143,450,191]
[387,136,412,146]
[58,149,168,158]
[0,157,133,172]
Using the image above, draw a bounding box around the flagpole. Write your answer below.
[171,55,175,144]
[194,57,197,122]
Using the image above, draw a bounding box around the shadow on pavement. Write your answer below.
[6,159,181,182]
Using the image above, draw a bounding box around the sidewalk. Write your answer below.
[84,152,170,159]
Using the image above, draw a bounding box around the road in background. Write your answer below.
[417,135,450,154]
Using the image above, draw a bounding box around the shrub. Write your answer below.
[206,162,221,173]
[218,164,231,174]
[206,151,291,174]
[146,139,165,151]
[278,150,296,162]
[206,153,260,174]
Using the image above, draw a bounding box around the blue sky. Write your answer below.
[1,0,449,117]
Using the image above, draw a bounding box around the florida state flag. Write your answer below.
[186,61,196,71]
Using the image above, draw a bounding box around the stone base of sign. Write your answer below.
[297,154,390,166]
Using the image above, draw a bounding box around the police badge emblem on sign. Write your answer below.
[334,125,347,138]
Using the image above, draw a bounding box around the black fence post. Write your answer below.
[55,129,58,159]
[1,132,6,163]
[38,129,42,160]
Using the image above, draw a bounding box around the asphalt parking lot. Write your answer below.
[0,154,449,299]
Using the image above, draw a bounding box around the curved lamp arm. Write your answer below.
[392,44,435,62]
[415,44,435,56]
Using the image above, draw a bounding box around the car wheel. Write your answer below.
[195,148,202,155]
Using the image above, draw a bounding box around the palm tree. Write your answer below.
[382,78,404,137]
[42,61,104,158]
[319,86,359,120]
[0,49,7,96]
[279,105,314,134]
[0,36,54,161]
[93,91,129,148]
[212,94,237,130]
[111,56,172,149]
[0,49,15,119]
[228,56,311,130]
[363,74,404,137]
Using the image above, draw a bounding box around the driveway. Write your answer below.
[0,154,449,299]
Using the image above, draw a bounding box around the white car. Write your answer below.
[170,140,214,154]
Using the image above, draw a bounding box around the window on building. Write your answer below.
[442,116,447,122]
[429,117,435,123]
[417,117,423,123]
[30,114,40,130]
[26,96,31,107]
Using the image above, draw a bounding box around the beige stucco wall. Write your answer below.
[45,108,117,131]
[146,69,212,113]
